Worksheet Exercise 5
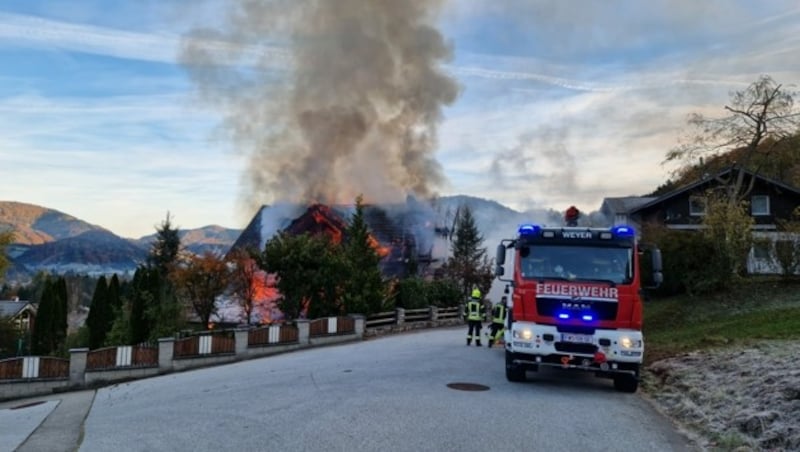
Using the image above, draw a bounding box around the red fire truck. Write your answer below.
[494,222,662,392]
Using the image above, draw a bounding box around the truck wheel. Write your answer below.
[613,374,639,393]
[505,351,526,382]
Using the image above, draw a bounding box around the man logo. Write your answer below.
[561,301,591,310]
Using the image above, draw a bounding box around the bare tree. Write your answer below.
[666,75,800,201]
[228,248,260,325]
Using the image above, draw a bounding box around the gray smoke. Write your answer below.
[490,127,577,195]
[181,0,459,215]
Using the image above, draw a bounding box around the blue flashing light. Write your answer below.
[518,223,541,236]
[557,313,570,320]
[611,225,636,238]
[582,314,594,321]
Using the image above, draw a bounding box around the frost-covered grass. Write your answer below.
[643,277,800,365]
[641,277,800,451]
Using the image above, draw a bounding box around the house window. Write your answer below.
[751,195,770,216]
[752,241,772,260]
[689,196,707,216]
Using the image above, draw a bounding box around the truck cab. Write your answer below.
[495,224,662,392]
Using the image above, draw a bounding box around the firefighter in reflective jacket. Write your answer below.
[487,296,507,348]
[465,288,485,346]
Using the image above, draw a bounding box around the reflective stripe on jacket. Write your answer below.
[492,304,506,324]
[466,299,483,321]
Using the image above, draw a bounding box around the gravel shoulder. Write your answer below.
[643,339,800,451]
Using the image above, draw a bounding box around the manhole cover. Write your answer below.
[10,400,46,410]
[447,382,490,391]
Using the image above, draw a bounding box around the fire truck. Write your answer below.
[494,221,662,392]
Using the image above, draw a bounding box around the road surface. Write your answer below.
[3,327,696,451]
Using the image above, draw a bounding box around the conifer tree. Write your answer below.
[443,205,494,298]
[107,274,122,311]
[128,267,152,344]
[31,277,68,355]
[54,277,69,351]
[341,195,385,315]
[31,281,54,355]
[86,276,110,349]
[148,212,181,275]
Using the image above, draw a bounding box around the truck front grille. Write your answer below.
[536,298,618,321]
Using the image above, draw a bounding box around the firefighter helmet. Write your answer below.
[471,288,482,299]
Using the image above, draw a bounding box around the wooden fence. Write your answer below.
[0,356,69,380]
[86,344,158,371]
[365,305,463,328]
[365,311,396,328]
[174,331,235,358]
[309,316,355,337]
[248,324,299,347]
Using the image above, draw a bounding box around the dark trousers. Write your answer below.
[489,322,504,343]
[467,320,482,344]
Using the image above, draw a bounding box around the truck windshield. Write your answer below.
[518,245,633,284]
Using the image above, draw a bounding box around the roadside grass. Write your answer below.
[643,276,800,365]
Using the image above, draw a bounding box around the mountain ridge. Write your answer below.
[0,197,597,284]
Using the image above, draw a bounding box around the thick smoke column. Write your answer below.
[182,0,459,213]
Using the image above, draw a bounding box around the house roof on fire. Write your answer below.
[230,201,447,253]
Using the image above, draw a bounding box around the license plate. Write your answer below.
[560,333,593,344]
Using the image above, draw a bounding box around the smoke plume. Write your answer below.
[181,0,459,214]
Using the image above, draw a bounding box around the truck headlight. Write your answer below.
[513,329,533,340]
[619,336,642,349]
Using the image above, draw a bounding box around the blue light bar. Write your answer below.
[558,313,570,319]
[582,314,594,321]
[611,225,635,237]
[518,224,541,236]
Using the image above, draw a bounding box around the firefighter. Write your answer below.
[487,296,507,348]
[465,288,484,346]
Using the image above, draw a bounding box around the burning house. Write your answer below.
[230,197,453,279]
[185,0,461,324]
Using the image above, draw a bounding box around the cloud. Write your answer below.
[0,92,243,237]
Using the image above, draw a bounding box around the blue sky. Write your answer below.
[1,0,799,238]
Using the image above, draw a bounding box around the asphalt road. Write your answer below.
[4,327,697,451]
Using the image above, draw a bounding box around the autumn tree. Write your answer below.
[443,205,494,299]
[171,252,230,328]
[340,195,385,316]
[702,191,755,282]
[666,75,800,202]
[0,230,13,283]
[228,247,261,325]
[257,232,344,320]
[775,207,800,279]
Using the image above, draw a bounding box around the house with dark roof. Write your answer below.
[0,298,36,333]
[599,196,657,228]
[621,167,800,274]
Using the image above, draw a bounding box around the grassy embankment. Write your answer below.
[643,276,800,366]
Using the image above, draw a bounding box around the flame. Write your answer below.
[367,234,391,258]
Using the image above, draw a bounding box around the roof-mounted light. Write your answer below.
[611,225,635,238]
[518,224,541,236]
